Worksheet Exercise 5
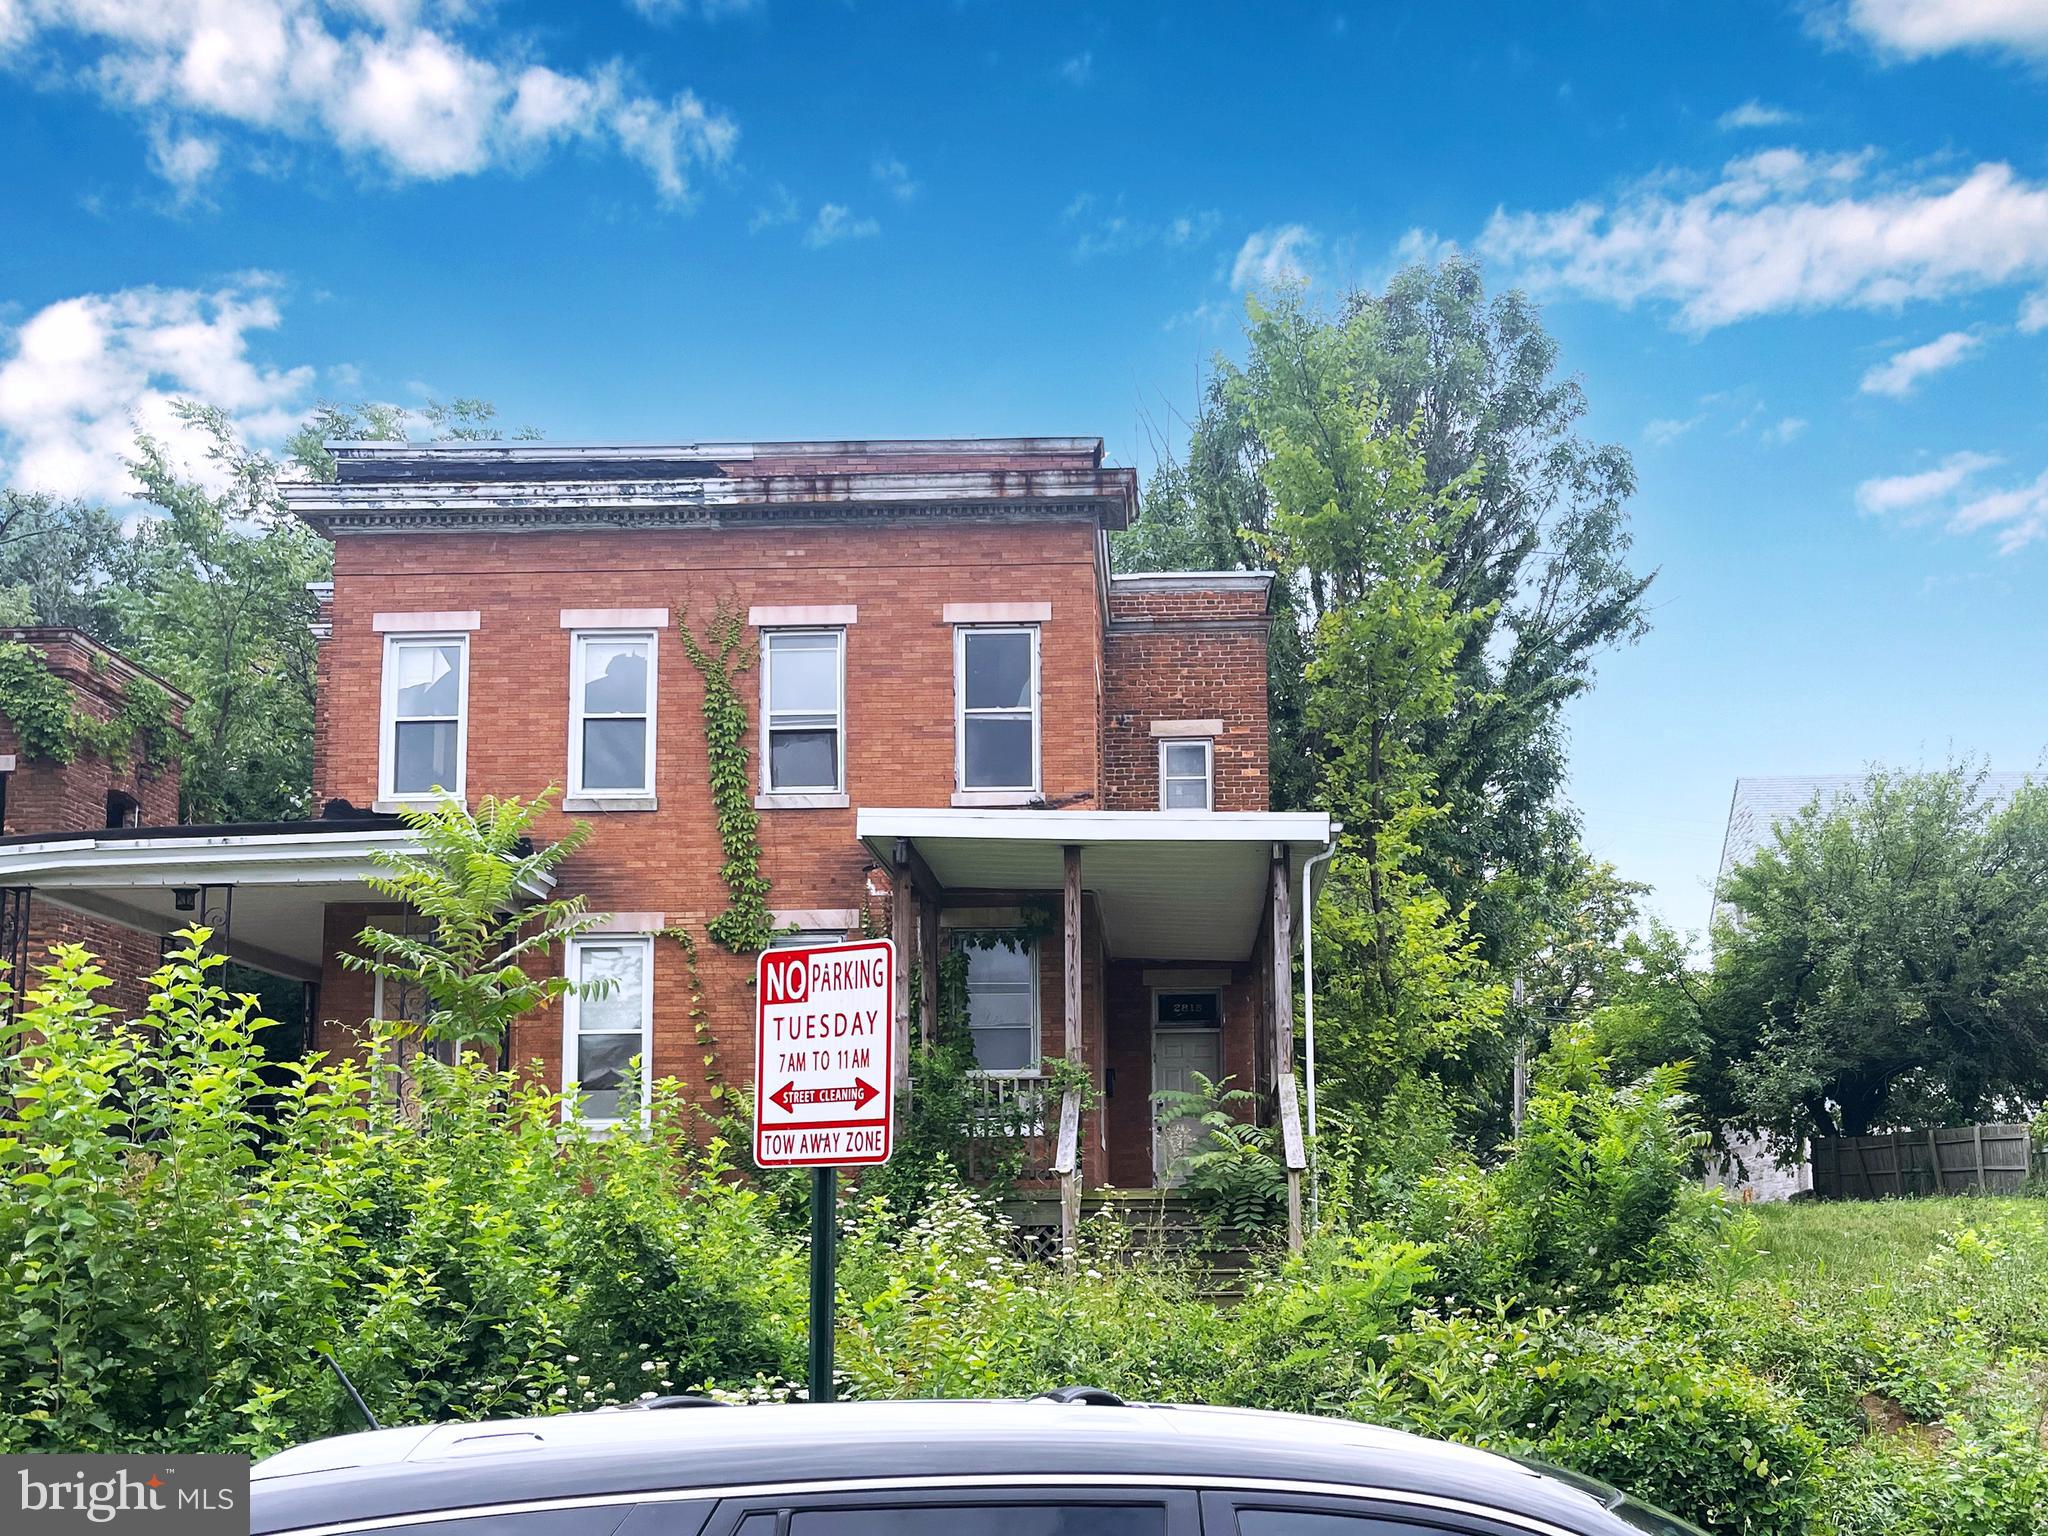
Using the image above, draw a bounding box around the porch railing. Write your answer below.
[963,1072,1057,1181]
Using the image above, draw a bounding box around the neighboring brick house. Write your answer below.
[0,628,189,1018]
[0,439,1332,1225]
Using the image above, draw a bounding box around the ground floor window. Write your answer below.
[960,936,1039,1074]
[563,936,653,1126]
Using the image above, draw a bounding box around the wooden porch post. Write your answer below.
[1269,844,1304,1254]
[890,840,915,1101]
[918,892,941,1048]
[1057,843,1084,1269]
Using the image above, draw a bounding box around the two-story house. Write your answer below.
[0,438,1332,1245]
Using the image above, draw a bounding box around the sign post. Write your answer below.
[754,937,896,1405]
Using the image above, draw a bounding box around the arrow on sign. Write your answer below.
[771,1078,880,1114]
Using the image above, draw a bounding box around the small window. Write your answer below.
[1155,991,1221,1029]
[1232,1514,1443,1536]
[768,929,848,950]
[571,632,656,796]
[564,937,653,1126]
[1159,738,1213,810]
[786,1506,1165,1536]
[961,937,1038,1074]
[762,629,845,793]
[956,627,1039,792]
[106,790,141,829]
[382,635,467,801]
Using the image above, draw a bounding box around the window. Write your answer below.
[784,1506,1164,1536]
[1159,738,1213,810]
[563,937,653,1126]
[1232,1514,1443,1535]
[341,1511,636,1536]
[762,629,845,793]
[961,937,1038,1074]
[381,635,467,801]
[571,632,656,797]
[106,790,141,828]
[956,627,1039,792]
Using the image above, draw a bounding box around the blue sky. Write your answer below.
[4,0,2048,932]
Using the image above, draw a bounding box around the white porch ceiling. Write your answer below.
[857,808,1334,962]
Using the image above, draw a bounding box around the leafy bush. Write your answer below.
[1151,1072,1288,1229]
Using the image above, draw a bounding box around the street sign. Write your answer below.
[754,936,896,1169]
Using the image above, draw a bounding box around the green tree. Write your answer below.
[0,492,129,634]
[1706,766,2048,1143]
[341,789,609,1048]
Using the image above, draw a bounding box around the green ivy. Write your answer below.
[676,602,777,954]
[0,641,180,771]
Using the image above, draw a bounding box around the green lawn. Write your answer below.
[1751,1195,2048,1293]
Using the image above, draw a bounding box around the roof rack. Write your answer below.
[609,1394,726,1411]
[1030,1386,1127,1406]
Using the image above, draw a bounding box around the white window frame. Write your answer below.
[960,934,1041,1079]
[567,630,658,802]
[759,628,847,797]
[561,934,655,1128]
[378,633,469,807]
[954,625,1041,794]
[1159,737,1215,811]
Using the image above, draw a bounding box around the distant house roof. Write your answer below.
[1711,771,2036,927]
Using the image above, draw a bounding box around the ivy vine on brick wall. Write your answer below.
[676,601,777,953]
[0,642,179,771]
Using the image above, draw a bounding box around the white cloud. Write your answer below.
[0,279,315,502]
[1643,415,1702,446]
[1838,0,2048,59]
[748,180,799,232]
[1855,450,2001,515]
[1,1,736,201]
[871,154,918,203]
[1859,330,1986,397]
[1717,99,1798,130]
[803,202,878,248]
[1062,193,1218,260]
[1230,224,1318,289]
[1764,415,1809,445]
[1859,449,2048,552]
[2020,288,2048,333]
[628,0,761,20]
[1058,50,1093,85]
[1481,149,2048,330]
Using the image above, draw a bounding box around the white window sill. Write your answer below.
[755,791,850,810]
[951,790,1039,807]
[563,795,659,813]
[374,796,467,814]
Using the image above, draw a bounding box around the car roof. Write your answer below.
[250,1399,1633,1536]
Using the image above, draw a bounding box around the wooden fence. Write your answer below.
[1811,1122,2040,1199]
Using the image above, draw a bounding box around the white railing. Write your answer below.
[968,1072,1049,1138]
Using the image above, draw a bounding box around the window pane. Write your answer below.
[1235,1513,1440,1535]
[964,940,1033,985]
[393,720,457,794]
[964,716,1033,788]
[583,718,648,790]
[1163,741,1208,776]
[581,639,649,715]
[970,1025,1036,1072]
[1163,776,1208,809]
[789,1505,1163,1536]
[769,728,838,790]
[394,643,461,718]
[344,1509,644,1536]
[573,1029,640,1122]
[769,634,840,715]
[964,630,1032,710]
[579,945,646,1032]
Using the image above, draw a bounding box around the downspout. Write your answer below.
[1301,821,1342,1221]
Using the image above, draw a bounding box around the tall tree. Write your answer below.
[1706,766,2048,1143]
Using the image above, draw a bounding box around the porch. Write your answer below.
[857,806,1334,1258]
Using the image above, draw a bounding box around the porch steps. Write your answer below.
[1001,1188,1271,1299]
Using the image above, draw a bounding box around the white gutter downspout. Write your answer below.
[1301,821,1342,1221]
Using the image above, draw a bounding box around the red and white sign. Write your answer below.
[754,937,896,1168]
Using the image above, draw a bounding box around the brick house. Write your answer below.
[0,439,1332,1233]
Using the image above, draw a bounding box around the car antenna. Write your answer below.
[321,1352,383,1432]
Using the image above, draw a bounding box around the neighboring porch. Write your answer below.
[857,806,1333,1258]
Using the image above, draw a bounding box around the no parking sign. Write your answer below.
[753,937,896,1168]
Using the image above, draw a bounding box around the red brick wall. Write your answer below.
[317,519,1108,1116]
[1102,585,1270,812]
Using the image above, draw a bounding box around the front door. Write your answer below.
[1152,1025,1222,1185]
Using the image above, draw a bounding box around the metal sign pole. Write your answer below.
[808,1167,837,1403]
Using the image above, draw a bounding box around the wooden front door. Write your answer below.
[1152,1025,1223,1185]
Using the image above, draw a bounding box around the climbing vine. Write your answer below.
[675,601,776,953]
[0,642,179,771]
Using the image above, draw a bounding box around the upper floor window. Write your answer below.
[381,635,467,802]
[956,626,1039,792]
[762,629,845,794]
[570,632,656,797]
[961,936,1038,1074]
[563,935,653,1127]
[1160,738,1214,810]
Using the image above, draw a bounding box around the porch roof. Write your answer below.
[0,820,550,983]
[856,807,1334,961]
